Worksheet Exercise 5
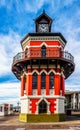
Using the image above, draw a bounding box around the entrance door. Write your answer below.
[39,100,47,113]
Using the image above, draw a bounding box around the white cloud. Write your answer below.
[25,0,45,13]
[0,0,49,13]
[65,83,80,91]
[0,0,78,15]
[64,25,80,90]
[65,26,80,70]
[0,0,43,13]
[0,82,20,105]
[0,30,21,76]
[52,5,80,91]
[62,0,75,6]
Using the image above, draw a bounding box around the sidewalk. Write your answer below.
[0,115,80,130]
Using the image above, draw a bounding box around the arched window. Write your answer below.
[41,45,46,57]
[41,72,46,89]
[25,48,28,57]
[50,72,54,89]
[39,100,47,113]
[32,72,37,89]
[24,75,26,90]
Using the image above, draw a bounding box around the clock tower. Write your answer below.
[35,10,52,33]
[12,11,75,122]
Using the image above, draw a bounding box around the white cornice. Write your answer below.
[20,95,65,100]
[21,71,65,78]
[21,36,66,48]
[24,45,62,50]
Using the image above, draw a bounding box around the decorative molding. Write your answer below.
[60,71,65,78]
[27,65,56,69]
[22,36,66,48]
[24,45,62,51]
[61,73,65,78]
[37,98,50,105]
[56,72,61,75]
[40,65,47,68]
[24,45,63,51]
[54,100,57,113]
[48,69,56,74]
[32,70,39,75]
[49,65,56,68]
[21,69,62,75]
[20,95,65,100]
[40,42,47,47]
[40,69,48,74]
[57,65,60,69]
[36,98,50,114]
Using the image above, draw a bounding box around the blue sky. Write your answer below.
[0,0,80,105]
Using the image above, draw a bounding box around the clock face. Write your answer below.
[38,24,49,32]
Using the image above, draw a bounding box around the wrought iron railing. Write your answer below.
[13,50,74,63]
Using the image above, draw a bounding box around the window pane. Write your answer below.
[0,106,2,112]
[41,46,46,57]
[32,73,37,89]
[50,72,54,89]
[41,72,46,89]
[24,75,26,90]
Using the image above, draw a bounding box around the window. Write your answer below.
[32,72,37,89]
[0,106,2,112]
[60,75,62,90]
[50,72,54,89]
[39,100,47,113]
[25,48,28,57]
[24,75,26,90]
[41,72,46,89]
[10,107,13,111]
[41,45,46,57]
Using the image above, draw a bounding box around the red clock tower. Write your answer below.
[12,11,75,122]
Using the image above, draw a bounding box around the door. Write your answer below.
[39,100,47,113]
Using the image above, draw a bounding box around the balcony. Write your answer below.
[13,50,74,64]
[12,49,75,80]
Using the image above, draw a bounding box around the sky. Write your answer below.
[0,0,80,105]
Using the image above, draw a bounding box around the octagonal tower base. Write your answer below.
[19,96,66,122]
[19,113,66,122]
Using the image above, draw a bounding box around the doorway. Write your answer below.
[39,100,47,113]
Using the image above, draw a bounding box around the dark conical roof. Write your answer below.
[35,10,53,24]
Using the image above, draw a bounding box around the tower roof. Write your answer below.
[35,10,53,24]
[20,32,67,44]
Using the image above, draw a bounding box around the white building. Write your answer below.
[0,104,13,116]
[65,91,80,110]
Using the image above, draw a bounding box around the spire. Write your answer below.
[43,9,45,14]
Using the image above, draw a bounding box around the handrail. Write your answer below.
[13,50,74,63]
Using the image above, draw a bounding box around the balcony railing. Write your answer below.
[13,50,74,63]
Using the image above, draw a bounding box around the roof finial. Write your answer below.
[43,9,45,14]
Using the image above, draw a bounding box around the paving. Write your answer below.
[0,114,80,130]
